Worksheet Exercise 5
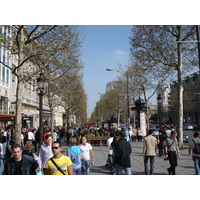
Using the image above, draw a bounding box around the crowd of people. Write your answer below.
[0,125,200,175]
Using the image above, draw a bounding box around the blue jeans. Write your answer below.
[81,160,91,175]
[192,156,200,175]
[115,164,131,175]
[73,168,81,175]
[144,156,155,175]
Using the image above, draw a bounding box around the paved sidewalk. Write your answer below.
[62,141,195,175]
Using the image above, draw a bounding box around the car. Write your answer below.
[183,133,189,143]
[183,124,193,130]
[151,128,159,137]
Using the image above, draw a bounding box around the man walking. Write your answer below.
[45,141,73,175]
[188,131,200,175]
[3,144,38,175]
[164,130,180,175]
[143,129,157,175]
[115,131,132,175]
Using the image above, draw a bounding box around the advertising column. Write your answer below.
[140,111,146,136]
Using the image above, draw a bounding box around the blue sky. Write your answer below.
[81,25,133,118]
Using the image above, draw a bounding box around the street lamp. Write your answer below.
[106,68,130,128]
[157,94,162,131]
[37,72,46,148]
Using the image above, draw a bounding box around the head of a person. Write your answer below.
[0,136,7,143]
[69,137,77,146]
[193,131,199,138]
[51,141,62,156]
[45,134,53,146]
[24,141,33,151]
[171,130,177,138]
[119,131,126,138]
[110,132,114,138]
[148,129,154,135]
[81,135,88,145]
[11,144,22,161]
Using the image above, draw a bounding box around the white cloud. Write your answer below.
[114,50,126,55]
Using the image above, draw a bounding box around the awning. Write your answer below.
[0,114,15,121]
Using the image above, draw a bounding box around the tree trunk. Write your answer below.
[14,77,23,145]
[177,27,184,149]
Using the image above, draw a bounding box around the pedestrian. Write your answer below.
[45,141,73,175]
[115,131,132,175]
[0,136,7,174]
[38,134,53,175]
[106,132,114,172]
[22,141,38,161]
[137,127,143,142]
[188,131,200,175]
[143,129,157,175]
[157,129,165,157]
[164,130,180,175]
[124,128,130,141]
[3,144,38,175]
[79,135,94,175]
[67,137,82,175]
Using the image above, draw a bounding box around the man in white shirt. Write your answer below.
[79,136,94,175]
[106,132,114,172]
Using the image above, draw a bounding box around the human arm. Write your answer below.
[176,145,180,157]
[67,165,73,175]
[90,149,94,165]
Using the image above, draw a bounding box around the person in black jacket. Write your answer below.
[115,131,132,175]
[3,144,38,175]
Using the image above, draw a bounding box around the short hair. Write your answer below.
[148,129,153,135]
[45,134,52,140]
[171,130,177,135]
[52,141,61,147]
[11,143,22,151]
[24,141,33,150]
[119,131,126,138]
[110,132,114,137]
[193,131,199,138]
[69,137,77,146]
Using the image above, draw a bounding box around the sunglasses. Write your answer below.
[52,147,59,150]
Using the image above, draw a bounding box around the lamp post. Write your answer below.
[157,94,162,131]
[106,68,130,128]
[37,72,46,149]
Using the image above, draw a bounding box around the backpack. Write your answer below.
[192,139,200,154]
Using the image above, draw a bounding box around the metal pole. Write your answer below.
[126,73,130,128]
[196,25,200,72]
[39,91,43,148]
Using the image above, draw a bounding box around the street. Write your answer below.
[62,139,195,175]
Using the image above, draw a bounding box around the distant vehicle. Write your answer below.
[183,133,189,143]
[151,128,159,137]
[183,124,193,130]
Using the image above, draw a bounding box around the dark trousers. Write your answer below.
[168,151,177,175]
[158,143,164,156]
[144,156,155,175]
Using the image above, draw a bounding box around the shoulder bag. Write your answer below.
[50,158,66,175]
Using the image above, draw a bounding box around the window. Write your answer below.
[0,96,8,114]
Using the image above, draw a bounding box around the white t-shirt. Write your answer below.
[79,143,92,161]
[28,131,35,140]
[107,137,113,155]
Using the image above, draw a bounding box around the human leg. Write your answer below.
[149,156,155,175]
[125,167,132,175]
[168,151,176,175]
[192,156,200,175]
[144,156,149,175]
[115,164,124,175]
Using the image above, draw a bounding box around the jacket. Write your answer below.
[143,135,157,156]
[3,154,38,175]
[115,138,132,167]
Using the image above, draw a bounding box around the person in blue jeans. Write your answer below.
[114,131,132,175]
[188,132,200,175]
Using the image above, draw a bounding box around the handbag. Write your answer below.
[50,158,66,175]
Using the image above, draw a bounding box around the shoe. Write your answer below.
[167,168,172,175]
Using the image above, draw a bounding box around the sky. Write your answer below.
[81,25,133,118]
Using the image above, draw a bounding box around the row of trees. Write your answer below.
[0,25,87,145]
[90,25,199,148]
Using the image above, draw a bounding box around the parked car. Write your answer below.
[183,124,193,130]
[151,128,159,137]
[183,133,189,143]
